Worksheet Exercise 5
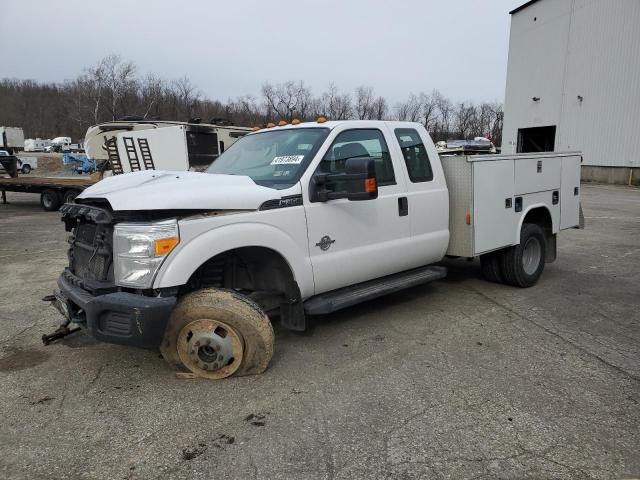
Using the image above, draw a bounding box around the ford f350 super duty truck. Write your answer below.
[49,120,582,379]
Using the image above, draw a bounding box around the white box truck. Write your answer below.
[49,120,582,379]
[0,127,25,154]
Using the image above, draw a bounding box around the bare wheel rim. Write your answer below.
[177,319,244,379]
[522,237,542,275]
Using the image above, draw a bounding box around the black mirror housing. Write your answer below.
[345,157,378,201]
[312,157,378,202]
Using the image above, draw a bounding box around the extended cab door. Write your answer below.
[302,125,413,295]
[388,123,450,263]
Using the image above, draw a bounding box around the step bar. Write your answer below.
[304,265,447,315]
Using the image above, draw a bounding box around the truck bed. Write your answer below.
[0,175,96,193]
[441,151,582,257]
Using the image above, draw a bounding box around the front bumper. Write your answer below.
[55,269,176,349]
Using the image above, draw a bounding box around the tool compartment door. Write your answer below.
[560,155,581,229]
[472,159,516,254]
[514,157,562,194]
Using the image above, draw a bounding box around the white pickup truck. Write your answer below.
[50,120,582,379]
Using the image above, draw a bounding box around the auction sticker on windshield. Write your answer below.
[271,155,305,165]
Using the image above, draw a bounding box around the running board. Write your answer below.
[304,265,447,315]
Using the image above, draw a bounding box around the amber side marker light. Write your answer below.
[154,237,179,256]
[466,213,471,225]
[364,178,377,193]
[278,120,288,126]
[317,116,327,123]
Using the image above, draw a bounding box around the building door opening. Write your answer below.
[517,126,556,153]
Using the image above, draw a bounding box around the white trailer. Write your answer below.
[0,127,25,154]
[92,122,251,174]
[84,120,251,167]
[24,138,52,152]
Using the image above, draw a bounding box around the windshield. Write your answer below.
[207,127,329,188]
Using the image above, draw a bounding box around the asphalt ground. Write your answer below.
[0,183,638,479]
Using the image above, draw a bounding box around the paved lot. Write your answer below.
[0,184,638,480]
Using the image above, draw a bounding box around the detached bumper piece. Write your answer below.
[55,270,176,349]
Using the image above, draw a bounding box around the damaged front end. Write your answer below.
[45,202,176,348]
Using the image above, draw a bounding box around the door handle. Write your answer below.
[398,197,408,216]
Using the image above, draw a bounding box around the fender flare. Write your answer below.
[515,203,557,244]
[153,222,315,298]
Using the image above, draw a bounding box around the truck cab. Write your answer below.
[51,120,581,379]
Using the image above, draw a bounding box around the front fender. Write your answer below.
[153,221,315,299]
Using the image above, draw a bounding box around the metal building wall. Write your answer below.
[501,0,640,169]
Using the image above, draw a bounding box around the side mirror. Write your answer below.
[312,157,378,202]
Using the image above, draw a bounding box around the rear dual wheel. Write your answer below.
[160,289,274,379]
[480,223,546,288]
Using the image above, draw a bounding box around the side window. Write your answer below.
[319,129,395,186]
[394,128,433,183]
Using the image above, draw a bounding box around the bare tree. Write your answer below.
[0,57,504,144]
[354,86,374,120]
[395,93,422,122]
[421,90,439,132]
[171,76,201,121]
[319,83,352,120]
[262,81,313,121]
[140,74,165,119]
[371,96,388,120]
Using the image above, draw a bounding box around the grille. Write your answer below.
[69,221,114,283]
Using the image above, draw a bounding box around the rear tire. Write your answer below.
[63,189,80,204]
[480,251,504,283]
[21,165,31,174]
[40,189,61,211]
[160,289,274,379]
[500,223,546,287]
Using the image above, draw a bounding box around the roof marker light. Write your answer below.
[266,122,275,128]
[291,118,301,125]
[278,121,287,126]
[317,116,327,123]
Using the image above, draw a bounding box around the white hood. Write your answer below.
[79,170,286,211]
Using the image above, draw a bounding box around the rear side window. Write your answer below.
[394,128,433,182]
[320,129,395,186]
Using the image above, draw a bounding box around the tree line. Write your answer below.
[0,54,503,145]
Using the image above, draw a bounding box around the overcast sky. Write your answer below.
[0,0,525,104]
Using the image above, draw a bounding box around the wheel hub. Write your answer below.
[177,319,244,379]
[187,330,235,371]
[522,237,542,275]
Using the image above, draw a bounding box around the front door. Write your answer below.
[303,127,412,295]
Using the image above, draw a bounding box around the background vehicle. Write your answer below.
[51,119,582,380]
[24,138,52,152]
[16,155,37,174]
[84,119,251,173]
[0,120,249,211]
[0,127,25,154]
[46,137,83,153]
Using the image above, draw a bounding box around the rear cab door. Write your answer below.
[386,122,450,264]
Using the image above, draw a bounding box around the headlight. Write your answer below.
[113,219,179,288]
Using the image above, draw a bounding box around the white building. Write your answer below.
[501,0,640,185]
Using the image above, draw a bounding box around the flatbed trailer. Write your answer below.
[0,174,100,211]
